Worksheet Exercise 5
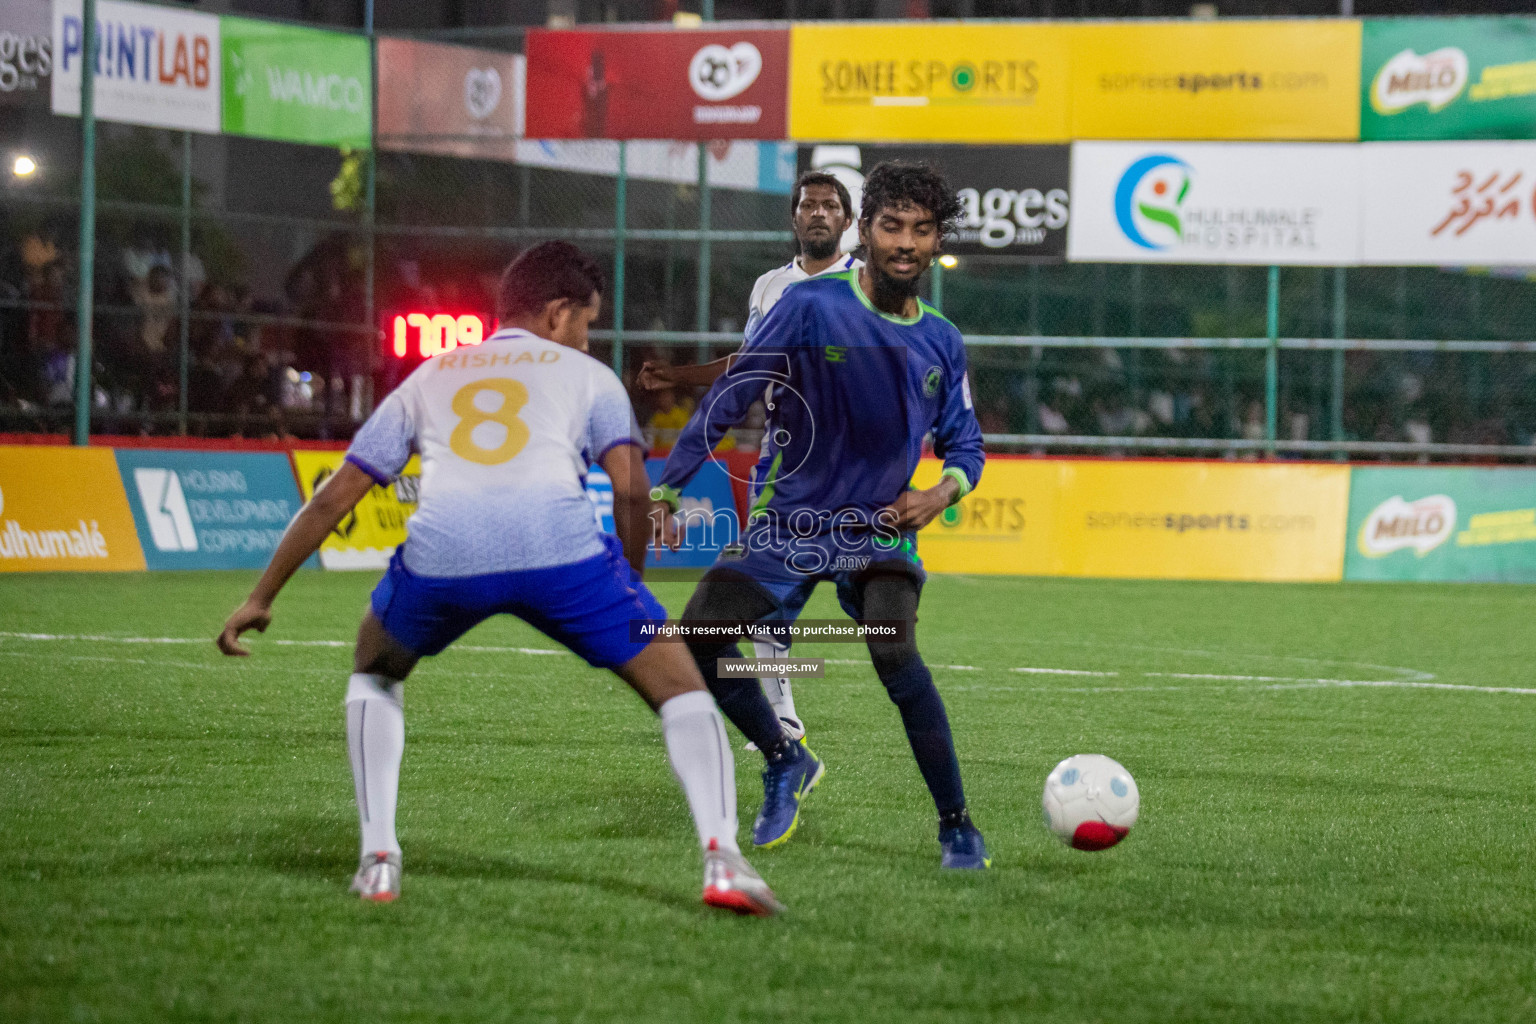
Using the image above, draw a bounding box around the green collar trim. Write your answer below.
[848,271,924,326]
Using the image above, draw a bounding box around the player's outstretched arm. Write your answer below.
[216,462,377,656]
[601,441,654,578]
[638,356,734,391]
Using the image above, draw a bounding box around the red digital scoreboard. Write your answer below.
[388,311,493,360]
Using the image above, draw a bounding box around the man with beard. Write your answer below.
[639,171,859,746]
[648,162,990,868]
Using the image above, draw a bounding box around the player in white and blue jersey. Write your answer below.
[217,242,781,916]
[638,172,861,746]
[651,163,991,870]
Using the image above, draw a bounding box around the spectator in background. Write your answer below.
[127,264,178,412]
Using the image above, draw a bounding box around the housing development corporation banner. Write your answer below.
[51,0,220,133]
[113,449,313,571]
[525,28,789,140]
[0,446,144,572]
[912,458,1350,582]
[788,23,1072,143]
[1359,141,1536,266]
[1067,141,1361,265]
[1362,18,1536,142]
[1068,20,1360,142]
[1345,467,1536,582]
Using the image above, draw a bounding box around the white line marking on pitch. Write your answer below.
[9,631,1527,696]
[0,631,568,657]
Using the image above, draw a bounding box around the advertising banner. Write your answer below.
[513,138,788,193]
[290,450,417,570]
[2,0,51,108]
[1068,141,1361,266]
[1360,141,1536,266]
[220,16,370,148]
[0,446,144,572]
[377,37,524,161]
[525,28,789,140]
[1070,20,1361,141]
[788,23,1071,143]
[914,457,1349,582]
[801,143,1069,259]
[51,0,220,133]
[910,458,1059,576]
[642,458,739,570]
[1362,18,1536,142]
[1345,467,1536,582]
[113,449,314,571]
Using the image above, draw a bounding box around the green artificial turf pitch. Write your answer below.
[3,571,1535,1023]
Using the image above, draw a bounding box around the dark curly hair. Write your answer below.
[857,161,961,243]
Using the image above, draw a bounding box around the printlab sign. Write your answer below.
[51,0,221,133]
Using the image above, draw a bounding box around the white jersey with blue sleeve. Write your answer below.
[345,328,642,577]
[743,253,860,342]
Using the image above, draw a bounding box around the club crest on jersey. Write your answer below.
[923,366,942,398]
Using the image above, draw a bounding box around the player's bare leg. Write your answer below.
[345,612,418,902]
[613,639,783,916]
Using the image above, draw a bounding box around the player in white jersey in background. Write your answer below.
[216,241,781,916]
[638,172,861,745]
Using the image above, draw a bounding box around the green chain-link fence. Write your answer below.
[3,78,1534,459]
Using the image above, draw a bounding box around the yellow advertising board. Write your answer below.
[915,458,1350,582]
[1069,20,1362,141]
[290,450,419,571]
[789,23,1073,142]
[911,458,1060,575]
[0,446,145,572]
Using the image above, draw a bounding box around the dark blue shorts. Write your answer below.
[714,527,925,624]
[370,534,667,669]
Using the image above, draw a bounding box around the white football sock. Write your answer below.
[658,690,739,854]
[346,673,404,858]
[751,636,797,722]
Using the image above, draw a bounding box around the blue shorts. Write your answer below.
[713,527,925,626]
[370,534,667,669]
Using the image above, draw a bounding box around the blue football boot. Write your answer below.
[939,816,991,870]
[751,741,825,849]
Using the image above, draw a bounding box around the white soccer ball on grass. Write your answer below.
[1041,754,1139,851]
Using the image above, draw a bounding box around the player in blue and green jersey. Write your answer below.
[650,162,990,869]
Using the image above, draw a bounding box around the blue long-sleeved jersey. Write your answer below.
[658,269,984,536]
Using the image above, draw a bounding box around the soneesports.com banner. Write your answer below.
[799,144,1069,260]
[114,449,313,571]
[1070,20,1361,142]
[913,458,1350,582]
[1362,18,1536,142]
[1345,467,1536,583]
[0,446,144,572]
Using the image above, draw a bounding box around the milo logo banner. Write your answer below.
[1363,18,1536,141]
[1345,467,1536,582]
